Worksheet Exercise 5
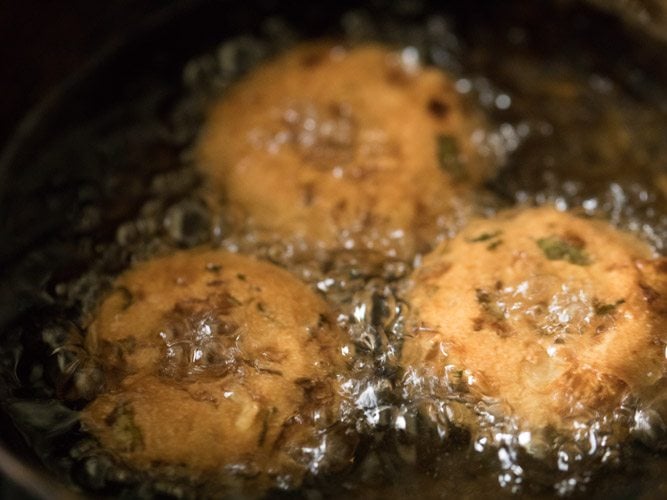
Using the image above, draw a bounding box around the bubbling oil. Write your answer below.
[1,1,666,498]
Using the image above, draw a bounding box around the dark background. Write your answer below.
[1,3,167,496]
[0,0,167,150]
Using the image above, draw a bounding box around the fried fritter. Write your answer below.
[197,42,493,257]
[81,249,353,485]
[402,207,667,437]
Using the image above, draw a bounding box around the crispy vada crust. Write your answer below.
[81,249,353,480]
[197,42,492,257]
[402,207,667,432]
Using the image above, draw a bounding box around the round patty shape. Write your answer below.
[81,249,353,484]
[197,42,492,258]
[402,207,667,434]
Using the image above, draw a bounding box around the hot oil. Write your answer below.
[1,1,666,498]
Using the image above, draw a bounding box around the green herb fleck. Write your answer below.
[475,288,505,320]
[106,402,143,452]
[206,263,222,273]
[437,134,466,180]
[222,292,243,307]
[469,230,503,243]
[476,288,491,304]
[594,299,625,316]
[257,407,277,446]
[468,230,503,251]
[487,239,503,251]
[536,236,591,266]
[475,288,513,336]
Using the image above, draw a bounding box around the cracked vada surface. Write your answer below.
[81,249,354,486]
[196,42,493,258]
[402,207,667,438]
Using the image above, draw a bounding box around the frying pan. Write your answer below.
[1,0,666,498]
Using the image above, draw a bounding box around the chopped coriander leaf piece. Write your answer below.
[475,288,505,320]
[107,403,143,452]
[475,288,491,304]
[468,230,503,242]
[536,236,591,266]
[487,239,503,250]
[594,299,625,316]
[437,134,466,180]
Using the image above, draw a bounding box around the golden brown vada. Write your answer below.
[81,249,353,485]
[197,42,493,257]
[402,207,666,439]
